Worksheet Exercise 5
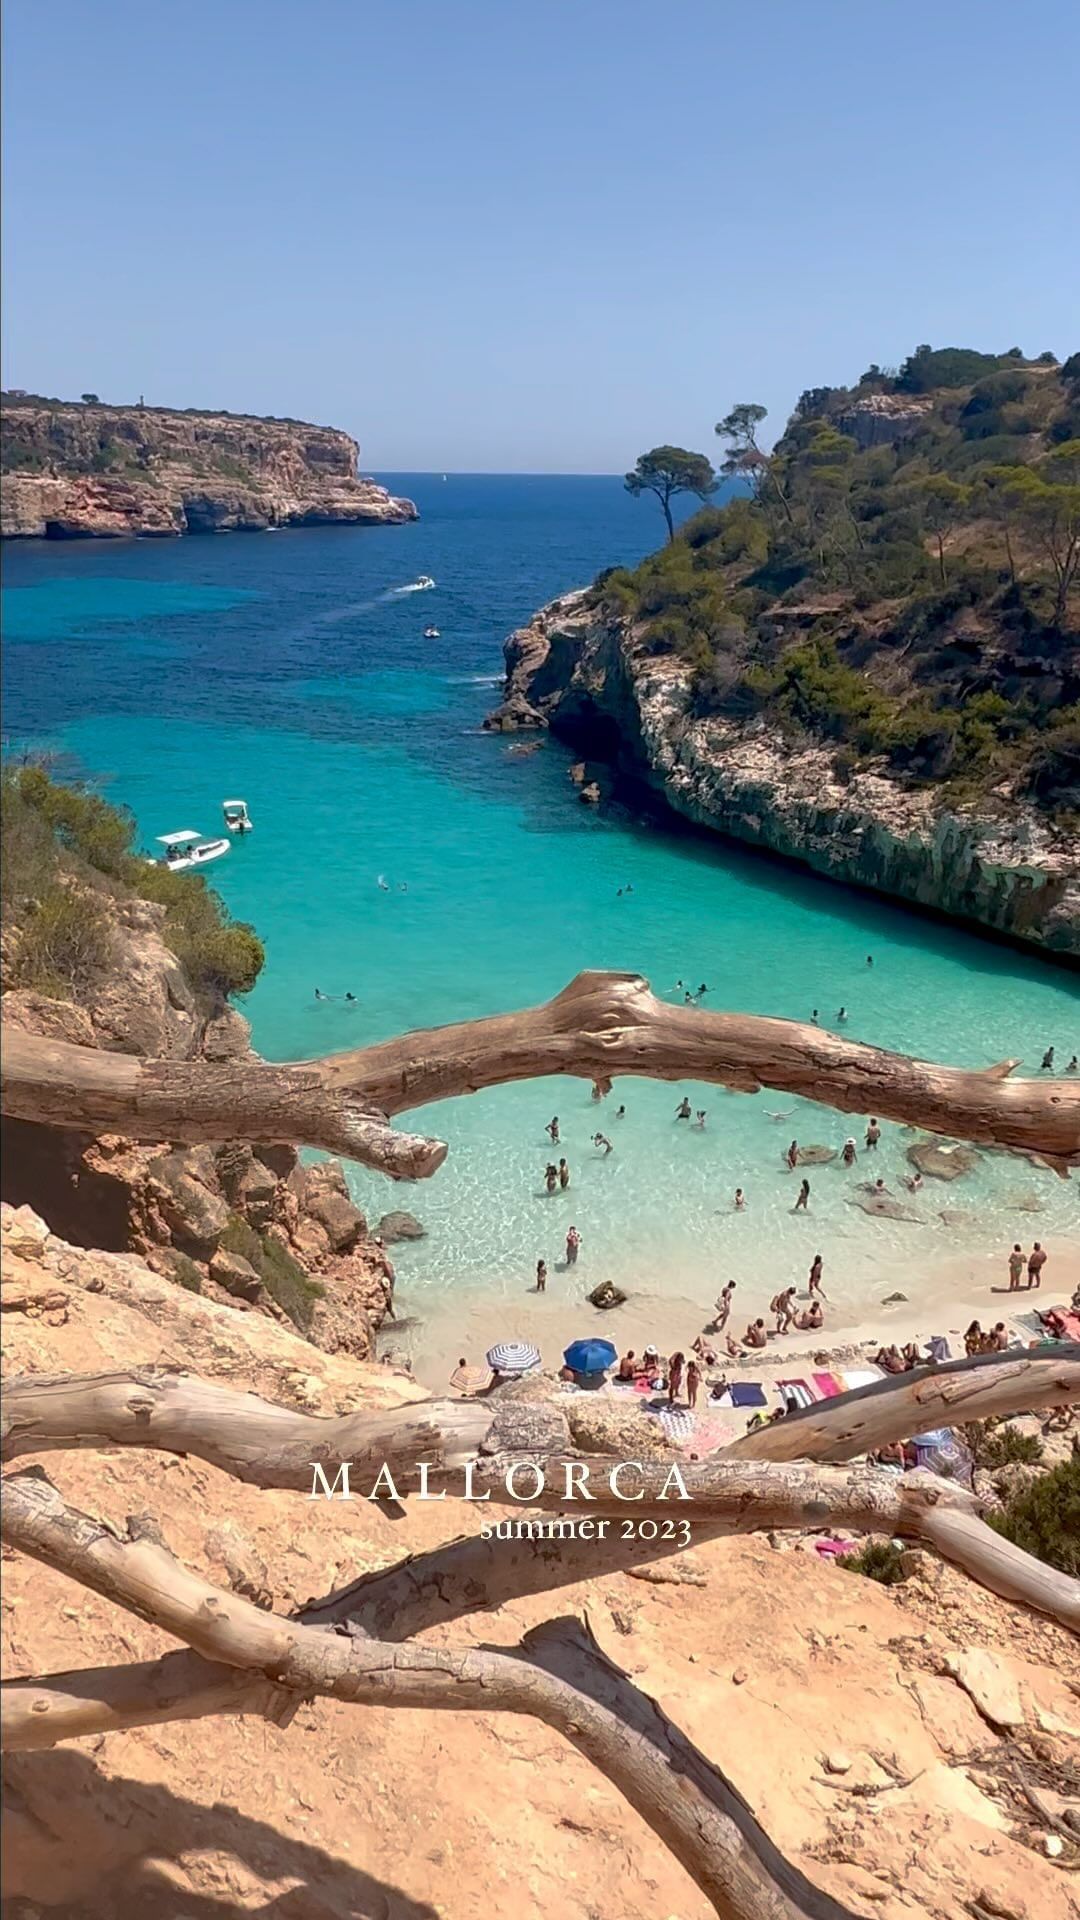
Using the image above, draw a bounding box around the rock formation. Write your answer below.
[1,887,396,1360]
[1,398,417,537]
[487,593,1080,957]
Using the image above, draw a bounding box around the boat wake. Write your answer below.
[391,576,436,595]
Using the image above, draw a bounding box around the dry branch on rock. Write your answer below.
[5,971,1078,1168]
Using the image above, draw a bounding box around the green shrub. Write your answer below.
[841,1540,907,1586]
[988,1457,1080,1575]
[973,1423,1045,1468]
[172,1255,204,1293]
[0,771,58,909]
[219,1215,324,1332]
[13,885,113,998]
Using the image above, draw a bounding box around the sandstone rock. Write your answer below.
[203,1523,272,1609]
[907,1141,982,1181]
[377,1210,426,1244]
[201,1007,253,1061]
[588,1279,627,1310]
[795,1144,837,1166]
[848,1193,923,1222]
[823,1751,853,1774]
[0,990,96,1046]
[1,1204,50,1261]
[149,1150,231,1258]
[1,402,418,540]
[881,1291,908,1303]
[209,1248,262,1301]
[945,1648,1025,1727]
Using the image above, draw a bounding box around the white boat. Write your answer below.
[155,830,231,872]
[423,625,440,639]
[223,799,253,834]
[415,574,435,590]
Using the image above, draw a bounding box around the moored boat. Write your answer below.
[155,830,231,872]
[223,799,253,834]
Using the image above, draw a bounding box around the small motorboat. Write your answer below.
[423,625,440,639]
[415,574,435,590]
[155,830,231,872]
[223,799,253,834]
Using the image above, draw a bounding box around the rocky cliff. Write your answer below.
[1,888,397,1360]
[0,398,417,537]
[487,594,1080,958]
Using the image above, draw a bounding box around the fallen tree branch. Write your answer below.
[0,1470,857,1920]
[5,1360,1077,1630]
[0,1027,447,1180]
[5,971,1078,1165]
[725,1347,1080,1462]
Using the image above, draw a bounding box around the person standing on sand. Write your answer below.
[565,1225,581,1266]
[808,1254,826,1298]
[865,1118,881,1150]
[686,1358,701,1409]
[546,1116,560,1144]
[558,1158,570,1189]
[1028,1242,1047,1288]
[794,1178,810,1212]
[536,1259,547,1293]
[1008,1244,1025,1290]
[715,1281,736,1327]
[667,1350,685,1404]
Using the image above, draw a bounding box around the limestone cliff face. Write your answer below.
[1,892,397,1359]
[487,594,1080,959]
[1,399,417,537]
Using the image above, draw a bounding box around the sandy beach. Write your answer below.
[391,1239,1080,1402]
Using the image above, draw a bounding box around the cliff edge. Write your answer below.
[0,396,417,537]
[487,591,1080,957]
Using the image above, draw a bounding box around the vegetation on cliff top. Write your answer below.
[1,766,265,1004]
[607,347,1079,814]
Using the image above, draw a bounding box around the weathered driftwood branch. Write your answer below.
[4,1362,1077,1628]
[5,971,1078,1165]
[0,1472,856,1920]
[5,1350,1077,1487]
[0,1027,446,1180]
[726,1346,1080,1462]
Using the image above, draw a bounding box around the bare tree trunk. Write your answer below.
[0,1471,857,1920]
[5,973,1077,1167]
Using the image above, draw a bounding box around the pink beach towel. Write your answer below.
[813,1372,843,1398]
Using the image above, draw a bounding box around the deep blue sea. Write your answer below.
[3,475,1077,1358]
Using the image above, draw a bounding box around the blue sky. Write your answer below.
[3,0,1078,471]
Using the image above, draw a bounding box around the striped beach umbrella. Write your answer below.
[486,1341,542,1376]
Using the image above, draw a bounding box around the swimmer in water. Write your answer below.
[837,1006,847,1022]
[377,876,390,891]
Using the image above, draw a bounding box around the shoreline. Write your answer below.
[390,1241,1080,1400]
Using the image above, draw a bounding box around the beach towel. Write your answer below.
[928,1335,951,1364]
[778,1377,816,1407]
[813,1372,843,1398]
[841,1368,882,1391]
[660,1407,695,1442]
[729,1382,767,1408]
[684,1415,731,1455]
[710,1386,734,1407]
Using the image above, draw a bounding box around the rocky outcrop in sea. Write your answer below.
[486,592,1080,959]
[0,400,417,537]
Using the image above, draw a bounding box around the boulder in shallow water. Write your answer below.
[377,1210,426,1244]
[938,1210,975,1228]
[588,1279,627,1310]
[848,1193,923,1222]
[906,1140,982,1181]
[881,1291,908,1304]
[795,1144,837,1166]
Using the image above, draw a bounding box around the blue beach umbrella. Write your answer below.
[563,1338,617,1376]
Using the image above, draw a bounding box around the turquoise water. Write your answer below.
[4,476,1077,1325]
